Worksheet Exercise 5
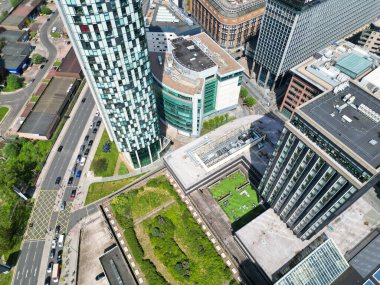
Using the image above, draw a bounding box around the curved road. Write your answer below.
[0,12,59,136]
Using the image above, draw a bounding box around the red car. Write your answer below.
[70,189,77,199]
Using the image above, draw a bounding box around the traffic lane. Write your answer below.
[14,240,45,285]
[41,90,95,190]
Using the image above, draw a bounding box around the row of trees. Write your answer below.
[240,87,257,107]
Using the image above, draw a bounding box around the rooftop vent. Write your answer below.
[369,139,378,146]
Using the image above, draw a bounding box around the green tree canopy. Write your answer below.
[2,142,21,159]
[240,87,248,99]
[6,74,22,91]
[31,53,45,64]
[10,0,22,8]
[244,96,256,108]
[40,5,52,15]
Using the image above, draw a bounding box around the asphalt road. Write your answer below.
[41,89,95,190]
[0,12,58,136]
[13,240,45,285]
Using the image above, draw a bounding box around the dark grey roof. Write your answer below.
[2,54,27,70]
[0,264,10,274]
[0,29,27,42]
[19,112,58,136]
[300,83,380,169]
[99,246,137,285]
[171,37,216,72]
[2,42,31,56]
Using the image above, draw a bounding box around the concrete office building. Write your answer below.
[259,81,380,240]
[191,0,264,50]
[253,0,380,90]
[150,33,243,136]
[358,19,380,56]
[280,41,380,118]
[56,0,162,169]
[145,1,201,52]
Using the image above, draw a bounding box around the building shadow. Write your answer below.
[6,250,21,267]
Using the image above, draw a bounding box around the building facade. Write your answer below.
[358,19,380,56]
[253,0,380,89]
[259,82,380,240]
[56,0,162,169]
[191,0,264,50]
[150,33,243,136]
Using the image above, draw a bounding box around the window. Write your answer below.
[80,25,90,33]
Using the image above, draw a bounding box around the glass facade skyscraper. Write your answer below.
[56,0,161,169]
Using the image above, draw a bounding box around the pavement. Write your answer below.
[0,11,59,137]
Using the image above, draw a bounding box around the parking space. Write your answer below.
[25,190,58,241]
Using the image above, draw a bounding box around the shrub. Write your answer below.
[29,31,37,39]
[31,53,44,64]
[244,96,256,107]
[5,74,22,91]
[240,87,248,99]
[40,5,52,15]
[0,10,8,23]
[10,0,22,8]
[51,32,61,38]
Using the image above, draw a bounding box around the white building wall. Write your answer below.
[215,76,241,111]
[146,32,177,52]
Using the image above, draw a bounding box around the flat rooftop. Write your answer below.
[99,246,137,285]
[236,189,380,281]
[172,37,216,72]
[19,77,76,136]
[59,47,82,74]
[203,0,264,18]
[149,51,204,95]
[299,82,380,170]
[0,29,26,42]
[165,114,283,191]
[335,53,373,79]
[1,0,43,27]
[191,33,243,76]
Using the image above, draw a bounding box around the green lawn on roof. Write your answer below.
[209,171,260,222]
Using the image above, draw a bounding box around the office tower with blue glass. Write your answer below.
[253,0,380,90]
[259,81,380,240]
[56,0,161,169]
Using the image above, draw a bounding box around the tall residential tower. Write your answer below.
[56,0,161,169]
[253,0,380,89]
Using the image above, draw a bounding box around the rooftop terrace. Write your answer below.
[299,82,380,170]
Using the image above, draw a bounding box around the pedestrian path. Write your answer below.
[25,190,58,240]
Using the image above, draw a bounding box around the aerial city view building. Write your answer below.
[0,0,379,285]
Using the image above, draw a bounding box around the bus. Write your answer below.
[58,234,65,248]
[52,264,60,283]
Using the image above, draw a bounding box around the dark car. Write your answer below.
[95,272,105,281]
[76,170,82,178]
[84,148,90,156]
[57,250,62,262]
[47,261,53,273]
[92,128,98,134]
[84,135,89,141]
[55,225,60,237]
[81,97,86,103]
[55,177,61,185]
[68,177,74,185]
[49,248,55,259]
[96,120,101,127]
[80,144,85,152]
[60,201,66,211]
[45,276,51,285]
[76,154,82,163]
[58,145,63,152]
[70,189,77,199]
[40,64,45,69]
[88,140,93,146]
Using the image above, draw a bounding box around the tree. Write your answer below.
[6,74,22,91]
[92,158,108,173]
[244,96,256,108]
[40,5,52,15]
[240,87,248,99]
[0,10,8,23]
[31,53,44,64]
[10,0,22,8]
[3,143,21,159]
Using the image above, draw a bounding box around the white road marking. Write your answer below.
[25,269,28,278]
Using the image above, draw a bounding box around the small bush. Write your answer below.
[31,53,44,64]
[244,96,256,107]
[40,5,52,15]
[29,31,37,39]
[240,87,248,99]
[51,32,61,38]
[5,74,22,91]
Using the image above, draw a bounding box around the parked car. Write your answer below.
[52,26,57,33]
[70,189,77,198]
[51,239,56,249]
[92,128,98,134]
[89,122,93,129]
[81,97,86,103]
[60,201,66,211]
[55,225,60,237]
[76,170,82,178]
[58,145,63,152]
[84,135,89,141]
[68,177,74,185]
[80,156,86,166]
[55,177,61,185]
[57,250,62,262]
[96,120,101,127]
[84,148,90,156]
[47,262,53,273]
[95,272,105,281]
[76,154,82,163]
[88,140,93,146]
[45,276,51,285]
[95,110,100,117]
[49,249,55,259]
[40,64,45,69]
[81,145,85,152]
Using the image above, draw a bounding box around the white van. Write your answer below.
[58,234,65,248]
[80,156,86,166]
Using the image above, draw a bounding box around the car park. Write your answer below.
[60,201,66,211]
[88,140,93,146]
[55,177,61,185]
[49,249,55,259]
[76,170,82,178]
[58,145,63,152]
[47,262,53,273]
[96,120,101,127]
[68,177,74,185]
[92,128,98,134]
[70,189,77,198]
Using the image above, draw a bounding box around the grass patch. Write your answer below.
[51,32,61,38]
[0,106,9,122]
[0,270,13,285]
[53,61,61,67]
[117,162,129,175]
[111,176,232,285]
[201,114,235,135]
[90,130,119,177]
[209,171,260,222]
[85,174,142,205]
[30,96,39,102]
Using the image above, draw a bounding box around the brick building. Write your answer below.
[191,0,264,50]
